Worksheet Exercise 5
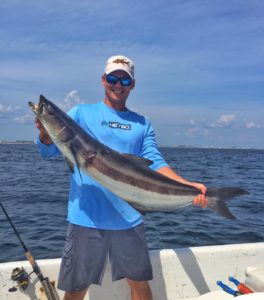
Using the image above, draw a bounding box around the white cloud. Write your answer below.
[186,127,200,136]
[0,104,13,113]
[186,127,209,137]
[245,121,261,129]
[0,103,31,124]
[14,113,33,124]
[59,90,84,112]
[216,114,236,127]
[0,103,22,115]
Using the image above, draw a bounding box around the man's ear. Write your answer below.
[102,75,106,87]
[131,79,135,90]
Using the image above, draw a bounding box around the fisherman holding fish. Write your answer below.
[34,55,208,300]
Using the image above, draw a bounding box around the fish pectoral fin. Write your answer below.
[64,155,84,182]
[122,154,153,167]
[65,157,75,173]
[66,144,84,182]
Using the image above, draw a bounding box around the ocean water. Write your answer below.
[0,144,263,263]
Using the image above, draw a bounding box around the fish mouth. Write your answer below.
[28,95,45,116]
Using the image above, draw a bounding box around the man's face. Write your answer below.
[102,70,135,107]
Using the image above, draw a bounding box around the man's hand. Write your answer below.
[35,118,53,145]
[192,182,208,209]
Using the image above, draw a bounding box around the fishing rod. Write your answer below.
[0,200,60,300]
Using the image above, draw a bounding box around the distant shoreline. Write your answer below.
[160,145,264,150]
[0,140,35,145]
[0,141,262,150]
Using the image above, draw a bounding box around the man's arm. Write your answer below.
[157,166,208,208]
[140,121,208,208]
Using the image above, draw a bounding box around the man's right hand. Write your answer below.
[35,118,53,144]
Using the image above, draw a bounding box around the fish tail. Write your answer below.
[207,187,249,219]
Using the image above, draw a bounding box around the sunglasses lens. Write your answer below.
[120,78,132,86]
[106,75,118,85]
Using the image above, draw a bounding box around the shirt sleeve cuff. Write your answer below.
[36,136,60,157]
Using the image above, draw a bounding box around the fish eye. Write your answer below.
[48,105,54,115]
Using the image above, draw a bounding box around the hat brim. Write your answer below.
[105,66,134,80]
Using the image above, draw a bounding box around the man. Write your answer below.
[36,55,207,300]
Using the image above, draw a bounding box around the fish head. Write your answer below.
[29,94,58,120]
[28,95,73,143]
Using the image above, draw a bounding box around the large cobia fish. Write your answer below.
[29,95,248,219]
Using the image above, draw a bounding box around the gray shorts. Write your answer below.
[57,223,153,292]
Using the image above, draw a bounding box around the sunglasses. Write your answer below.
[105,74,133,87]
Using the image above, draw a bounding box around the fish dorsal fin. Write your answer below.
[122,154,153,167]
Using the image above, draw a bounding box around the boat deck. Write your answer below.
[1,242,264,299]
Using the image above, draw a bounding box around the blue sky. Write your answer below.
[0,0,263,148]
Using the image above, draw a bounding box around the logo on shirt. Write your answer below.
[101,121,131,130]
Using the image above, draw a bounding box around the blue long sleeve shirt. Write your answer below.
[37,101,168,230]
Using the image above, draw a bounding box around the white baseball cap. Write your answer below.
[104,55,135,79]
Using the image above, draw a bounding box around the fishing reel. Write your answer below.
[9,267,31,292]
